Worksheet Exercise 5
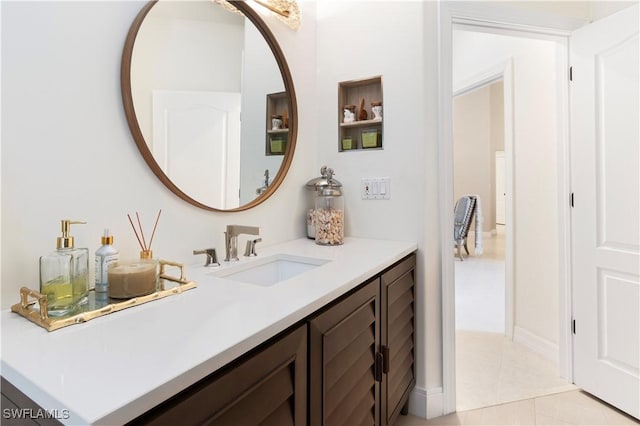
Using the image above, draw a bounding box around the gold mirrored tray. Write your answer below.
[11,260,197,332]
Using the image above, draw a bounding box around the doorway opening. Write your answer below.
[449,24,575,413]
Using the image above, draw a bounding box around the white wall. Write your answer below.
[1,1,318,308]
[453,30,560,346]
[453,86,492,229]
[453,81,504,232]
[509,1,637,22]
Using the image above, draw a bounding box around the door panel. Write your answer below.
[152,90,241,209]
[570,4,639,419]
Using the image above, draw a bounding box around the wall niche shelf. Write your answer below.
[266,91,289,156]
[338,76,383,152]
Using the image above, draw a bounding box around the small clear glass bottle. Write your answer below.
[39,220,89,317]
[315,187,344,245]
[95,229,119,293]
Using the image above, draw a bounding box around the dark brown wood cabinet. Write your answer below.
[309,253,416,426]
[131,324,307,426]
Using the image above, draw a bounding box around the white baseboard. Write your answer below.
[513,326,558,362]
[426,387,444,419]
[408,386,427,419]
[408,386,444,419]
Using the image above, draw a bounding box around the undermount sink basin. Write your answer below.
[213,254,330,287]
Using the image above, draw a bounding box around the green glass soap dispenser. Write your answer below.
[39,220,89,316]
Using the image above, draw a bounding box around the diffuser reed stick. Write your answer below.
[148,209,162,251]
[127,210,162,252]
[127,214,145,251]
[136,212,147,252]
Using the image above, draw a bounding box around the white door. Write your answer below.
[571,4,639,419]
[152,91,241,209]
[495,150,505,226]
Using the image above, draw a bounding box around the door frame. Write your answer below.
[438,2,580,415]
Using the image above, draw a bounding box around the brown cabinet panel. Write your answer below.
[131,324,307,426]
[381,254,416,426]
[309,278,381,426]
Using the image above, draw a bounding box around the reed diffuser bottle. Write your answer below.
[107,211,162,299]
[39,220,89,316]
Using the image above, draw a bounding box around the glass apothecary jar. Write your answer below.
[305,166,342,239]
[315,187,344,245]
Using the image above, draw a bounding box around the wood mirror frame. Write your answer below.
[121,0,297,212]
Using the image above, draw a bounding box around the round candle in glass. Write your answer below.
[107,251,158,299]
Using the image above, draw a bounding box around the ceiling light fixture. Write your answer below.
[213,0,300,30]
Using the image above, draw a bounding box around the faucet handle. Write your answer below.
[193,248,220,267]
[244,238,262,257]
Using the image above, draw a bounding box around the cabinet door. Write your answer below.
[309,278,380,426]
[381,254,416,426]
[133,324,307,426]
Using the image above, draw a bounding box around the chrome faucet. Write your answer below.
[193,248,220,267]
[244,238,262,257]
[224,225,260,261]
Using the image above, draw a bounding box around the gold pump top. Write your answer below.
[101,229,114,245]
[56,220,86,249]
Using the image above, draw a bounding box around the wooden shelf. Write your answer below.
[338,76,383,152]
[339,118,382,128]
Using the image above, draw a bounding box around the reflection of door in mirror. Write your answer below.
[152,91,241,209]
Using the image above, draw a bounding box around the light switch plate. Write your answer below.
[361,177,390,200]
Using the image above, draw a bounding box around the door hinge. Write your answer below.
[572,318,576,334]
[571,192,575,207]
[381,345,390,374]
[375,352,383,382]
[569,66,573,81]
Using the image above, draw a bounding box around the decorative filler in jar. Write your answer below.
[305,166,343,239]
[315,187,344,245]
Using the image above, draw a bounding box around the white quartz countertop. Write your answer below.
[1,237,417,425]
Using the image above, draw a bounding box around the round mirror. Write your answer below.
[121,0,297,211]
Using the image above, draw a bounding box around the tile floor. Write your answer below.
[454,233,505,333]
[456,330,577,411]
[395,389,640,425]
[454,232,575,412]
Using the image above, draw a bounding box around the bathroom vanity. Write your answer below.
[1,238,417,425]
